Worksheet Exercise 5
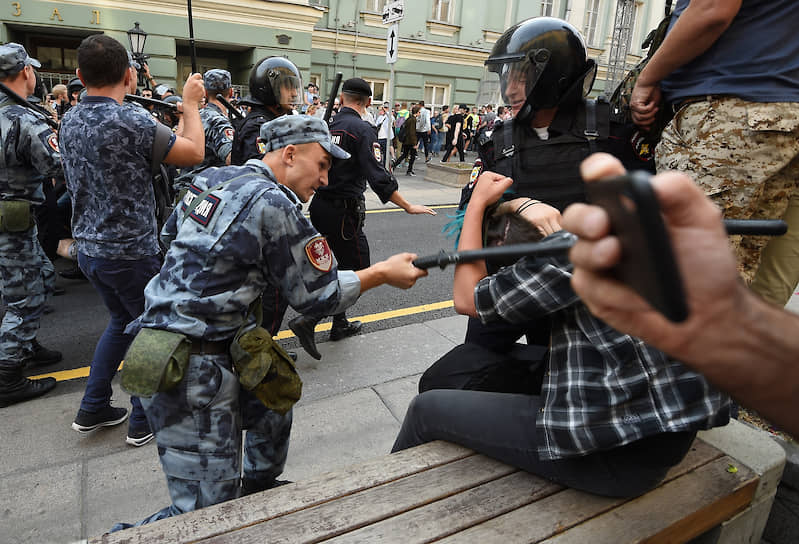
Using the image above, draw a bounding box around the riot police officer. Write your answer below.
[173,69,235,194]
[230,57,302,165]
[289,78,435,356]
[0,44,63,406]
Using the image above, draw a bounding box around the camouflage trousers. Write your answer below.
[0,226,54,371]
[656,97,799,284]
[128,353,292,527]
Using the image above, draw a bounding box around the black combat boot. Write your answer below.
[0,370,57,408]
[288,315,322,360]
[329,314,362,341]
[27,339,63,367]
[240,477,293,497]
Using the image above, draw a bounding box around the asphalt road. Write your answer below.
[29,205,460,396]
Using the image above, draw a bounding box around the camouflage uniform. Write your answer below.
[60,95,176,430]
[114,116,356,529]
[0,91,61,374]
[173,70,235,194]
[656,98,799,283]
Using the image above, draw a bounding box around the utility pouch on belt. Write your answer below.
[0,200,33,233]
[230,302,302,415]
[121,328,190,397]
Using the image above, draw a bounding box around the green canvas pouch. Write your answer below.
[230,325,302,416]
[0,200,33,232]
[121,328,191,397]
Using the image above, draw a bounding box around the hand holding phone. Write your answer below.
[585,171,688,322]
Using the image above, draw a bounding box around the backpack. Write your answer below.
[608,1,674,156]
[397,119,410,143]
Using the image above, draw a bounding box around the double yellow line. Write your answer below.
[30,300,455,383]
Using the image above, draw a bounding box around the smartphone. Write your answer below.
[585,171,688,323]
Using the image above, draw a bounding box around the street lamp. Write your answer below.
[126,22,148,87]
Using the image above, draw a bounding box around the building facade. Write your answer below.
[2,0,668,109]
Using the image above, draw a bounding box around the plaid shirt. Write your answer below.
[475,231,730,460]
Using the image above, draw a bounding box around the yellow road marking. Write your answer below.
[302,203,458,218]
[30,300,455,382]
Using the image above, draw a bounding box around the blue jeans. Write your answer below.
[77,252,161,430]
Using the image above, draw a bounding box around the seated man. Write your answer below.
[392,170,730,498]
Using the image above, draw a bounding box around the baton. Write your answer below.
[323,72,343,124]
[187,0,198,75]
[125,94,178,111]
[216,93,243,120]
[0,81,58,129]
[413,219,788,270]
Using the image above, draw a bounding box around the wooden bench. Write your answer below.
[91,437,760,544]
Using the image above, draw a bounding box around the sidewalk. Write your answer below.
[0,314,470,544]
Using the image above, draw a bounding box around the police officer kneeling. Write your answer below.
[111,115,427,531]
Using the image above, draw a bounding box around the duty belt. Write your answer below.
[671,94,734,114]
[316,194,365,210]
[188,338,231,355]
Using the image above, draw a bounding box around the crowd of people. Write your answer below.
[1,0,798,536]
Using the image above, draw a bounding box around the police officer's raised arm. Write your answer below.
[163,73,205,166]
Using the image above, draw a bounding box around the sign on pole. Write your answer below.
[382,1,405,25]
[386,24,399,64]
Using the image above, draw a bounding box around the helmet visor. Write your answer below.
[485,49,550,115]
[267,67,303,111]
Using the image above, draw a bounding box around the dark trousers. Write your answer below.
[309,196,370,271]
[392,389,697,498]
[442,134,464,162]
[77,253,161,430]
[418,131,431,158]
[393,145,417,173]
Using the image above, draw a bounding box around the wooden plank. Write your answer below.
[540,455,757,544]
[90,441,474,544]
[197,454,518,544]
[436,437,727,544]
[324,472,563,544]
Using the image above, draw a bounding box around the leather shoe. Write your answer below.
[289,315,322,360]
[329,320,362,341]
[59,265,86,280]
[0,376,57,407]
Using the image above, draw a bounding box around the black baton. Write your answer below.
[323,72,343,124]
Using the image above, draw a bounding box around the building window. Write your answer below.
[367,0,388,12]
[583,0,602,45]
[364,78,388,103]
[432,0,453,23]
[424,83,449,110]
[541,0,559,17]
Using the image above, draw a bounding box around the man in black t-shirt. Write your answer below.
[441,104,467,162]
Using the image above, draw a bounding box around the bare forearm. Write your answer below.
[389,191,411,211]
[453,204,487,317]
[638,0,741,87]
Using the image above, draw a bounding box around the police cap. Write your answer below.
[341,77,372,97]
[259,115,350,160]
[0,43,40,78]
[203,69,232,92]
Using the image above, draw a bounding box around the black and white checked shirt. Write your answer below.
[475,232,730,460]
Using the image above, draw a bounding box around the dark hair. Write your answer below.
[341,91,369,107]
[77,34,129,88]
[411,104,421,115]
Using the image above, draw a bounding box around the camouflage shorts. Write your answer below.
[656,97,799,283]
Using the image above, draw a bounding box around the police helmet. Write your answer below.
[485,17,596,121]
[67,77,84,97]
[248,56,302,113]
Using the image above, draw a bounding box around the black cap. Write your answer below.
[342,77,372,97]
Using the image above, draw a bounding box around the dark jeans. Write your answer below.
[78,252,161,429]
[442,134,464,162]
[393,144,418,173]
[392,389,696,498]
[418,131,431,158]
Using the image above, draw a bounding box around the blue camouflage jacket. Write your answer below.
[0,93,62,204]
[173,102,234,192]
[130,159,360,340]
[60,95,176,259]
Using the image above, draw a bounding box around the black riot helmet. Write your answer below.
[248,56,302,113]
[67,77,84,99]
[485,17,596,122]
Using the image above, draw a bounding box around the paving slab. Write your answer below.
[373,374,422,423]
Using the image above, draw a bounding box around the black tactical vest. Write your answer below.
[486,98,611,212]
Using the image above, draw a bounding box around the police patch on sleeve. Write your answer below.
[256,137,267,155]
[372,142,382,163]
[224,127,234,141]
[47,132,59,154]
[305,236,333,273]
